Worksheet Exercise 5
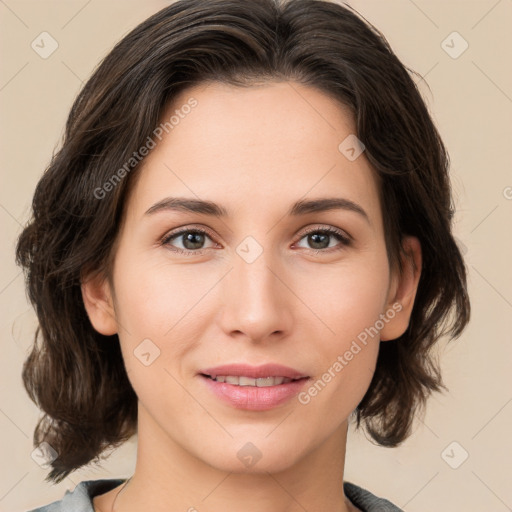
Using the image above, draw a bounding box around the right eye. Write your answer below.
[161,227,217,255]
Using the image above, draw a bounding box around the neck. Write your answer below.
[111,403,357,512]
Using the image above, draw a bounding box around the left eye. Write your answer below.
[295,227,351,252]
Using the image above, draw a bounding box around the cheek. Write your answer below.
[112,251,211,337]
[111,260,201,413]
[295,255,389,406]
[111,254,217,399]
[300,255,390,342]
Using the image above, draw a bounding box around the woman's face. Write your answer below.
[83,81,420,474]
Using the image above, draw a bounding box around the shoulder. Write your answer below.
[26,478,126,512]
[344,481,404,512]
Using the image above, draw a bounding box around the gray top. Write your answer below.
[27,478,403,511]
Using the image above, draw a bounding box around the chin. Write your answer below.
[197,437,306,475]
[212,455,299,475]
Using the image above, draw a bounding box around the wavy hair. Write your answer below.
[15,0,470,483]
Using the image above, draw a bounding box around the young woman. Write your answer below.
[17,0,470,511]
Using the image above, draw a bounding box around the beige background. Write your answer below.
[1,1,511,511]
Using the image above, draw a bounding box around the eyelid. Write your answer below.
[299,224,352,242]
[160,224,218,247]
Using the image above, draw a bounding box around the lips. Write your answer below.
[199,363,308,380]
[198,363,310,411]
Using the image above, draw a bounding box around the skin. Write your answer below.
[82,81,421,512]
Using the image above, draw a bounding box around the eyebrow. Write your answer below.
[144,196,370,224]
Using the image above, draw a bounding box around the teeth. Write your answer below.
[210,375,294,387]
[239,376,256,386]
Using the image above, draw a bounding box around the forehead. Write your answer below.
[125,81,382,226]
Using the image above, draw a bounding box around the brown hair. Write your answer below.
[16,0,470,484]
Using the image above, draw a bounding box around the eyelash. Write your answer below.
[160,225,352,256]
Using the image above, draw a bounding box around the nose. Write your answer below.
[217,244,293,344]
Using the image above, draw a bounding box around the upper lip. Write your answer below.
[199,363,308,380]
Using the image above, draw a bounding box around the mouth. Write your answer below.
[200,374,307,387]
[199,362,308,381]
[198,363,310,411]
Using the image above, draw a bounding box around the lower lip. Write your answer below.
[200,375,309,411]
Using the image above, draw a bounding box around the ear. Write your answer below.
[380,236,422,341]
[80,270,118,336]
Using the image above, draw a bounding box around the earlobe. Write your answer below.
[80,270,118,336]
[380,236,422,342]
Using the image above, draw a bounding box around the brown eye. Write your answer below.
[162,228,216,255]
[295,227,351,253]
